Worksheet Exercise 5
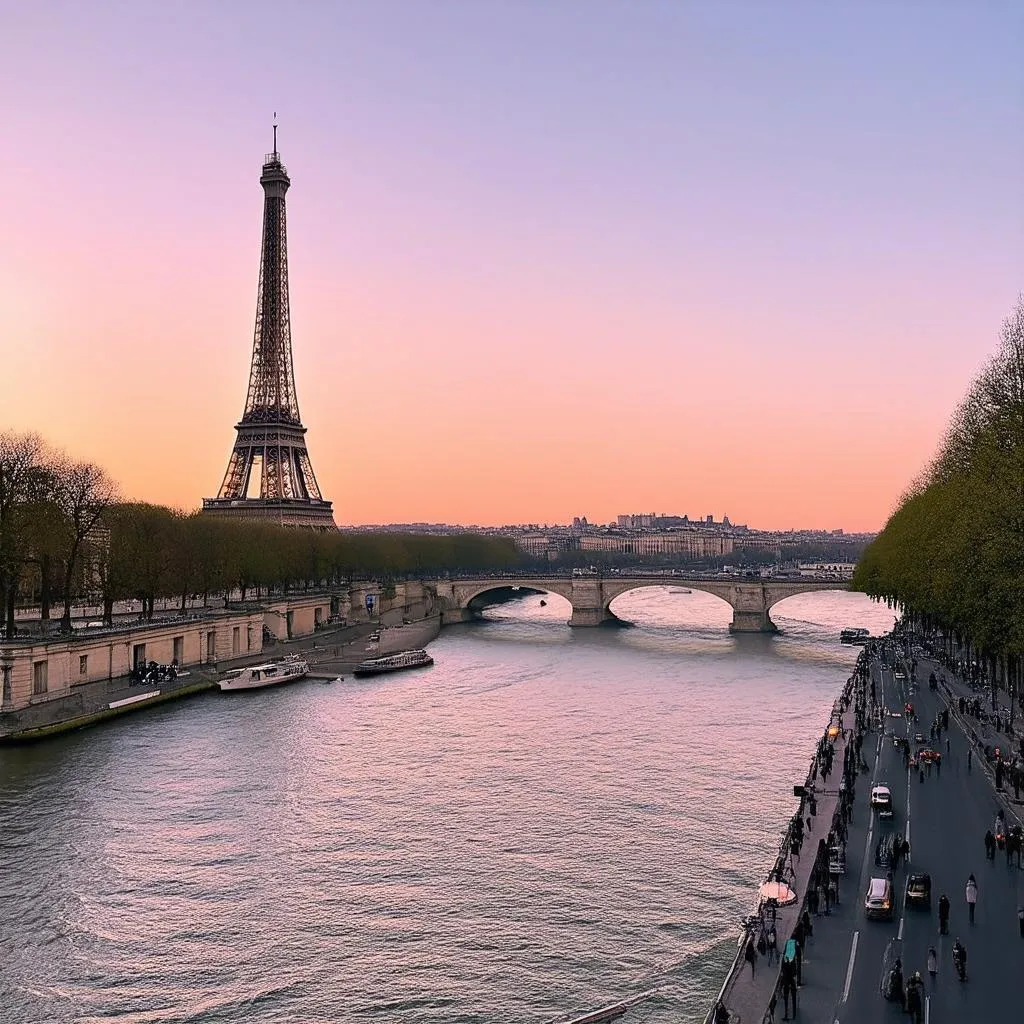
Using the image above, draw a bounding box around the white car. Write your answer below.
[870,785,894,819]
[865,876,894,920]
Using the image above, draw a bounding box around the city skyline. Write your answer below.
[3,2,1022,532]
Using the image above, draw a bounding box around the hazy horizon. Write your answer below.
[4,2,1022,532]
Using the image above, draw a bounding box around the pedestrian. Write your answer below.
[968,748,972,772]
[745,936,757,976]
[801,909,813,940]
[780,955,798,1020]
[1018,906,1024,938]
[926,946,937,976]
[766,925,777,965]
[966,874,978,924]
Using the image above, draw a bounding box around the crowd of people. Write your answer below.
[714,619,1024,1024]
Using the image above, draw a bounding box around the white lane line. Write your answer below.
[863,826,874,870]
[842,930,859,1003]
[925,995,930,1024]
[898,916,904,940]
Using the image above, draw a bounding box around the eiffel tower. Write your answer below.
[204,127,336,529]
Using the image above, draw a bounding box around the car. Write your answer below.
[906,872,932,908]
[865,877,894,920]
[919,748,942,764]
[914,732,926,744]
[895,668,907,681]
[870,785,894,818]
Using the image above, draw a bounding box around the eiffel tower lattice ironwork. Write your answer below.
[203,130,336,529]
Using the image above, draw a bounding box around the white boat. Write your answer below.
[217,657,309,692]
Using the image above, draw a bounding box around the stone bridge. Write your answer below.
[432,574,850,633]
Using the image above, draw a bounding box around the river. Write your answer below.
[0,588,895,1024]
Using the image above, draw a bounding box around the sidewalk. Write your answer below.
[716,696,862,1023]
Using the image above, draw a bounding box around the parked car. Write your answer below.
[906,873,932,909]
[865,877,894,920]
[919,748,942,764]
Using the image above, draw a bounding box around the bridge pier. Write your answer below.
[441,607,475,625]
[728,584,779,634]
[568,605,616,627]
[567,578,616,627]
[729,608,778,634]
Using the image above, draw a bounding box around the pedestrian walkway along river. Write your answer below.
[0,590,893,1023]
[720,636,1024,1024]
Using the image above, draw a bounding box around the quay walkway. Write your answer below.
[712,645,1023,1024]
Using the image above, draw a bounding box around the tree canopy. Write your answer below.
[0,432,523,636]
[855,297,1024,667]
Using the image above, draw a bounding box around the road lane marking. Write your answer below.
[898,916,904,940]
[925,995,930,1024]
[842,931,859,1003]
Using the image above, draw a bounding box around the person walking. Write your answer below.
[966,874,978,924]
[938,893,951,934]
[906,971,924,1024]
[926,946,937,976]
[968,747,972,772]
[780,956,798,1021]
[1018,906,1024,939]
[744,935,757,975]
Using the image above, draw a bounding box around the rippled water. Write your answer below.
[0,589,895,1024]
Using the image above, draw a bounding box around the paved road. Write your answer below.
[796,655,1024,1024]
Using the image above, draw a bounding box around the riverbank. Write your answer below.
[0,615,441,744]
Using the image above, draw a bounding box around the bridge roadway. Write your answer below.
[792,656,1023,1024]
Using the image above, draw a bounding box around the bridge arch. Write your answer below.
[603,581,735,627]
[453,579,575,621]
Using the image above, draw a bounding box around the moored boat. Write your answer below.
[218,657,309,691]
[353,649,434,678]
[840,627,870,645]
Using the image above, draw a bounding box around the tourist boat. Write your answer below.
[840,627,870,645]
[353,649,434,678]
[668,587,692,594]
[217,657,309,692]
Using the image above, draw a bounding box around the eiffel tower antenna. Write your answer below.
[203,138,336,529]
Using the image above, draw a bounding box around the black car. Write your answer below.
[906,872,931,908]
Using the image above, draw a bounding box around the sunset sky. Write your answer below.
[3,2,1022,531]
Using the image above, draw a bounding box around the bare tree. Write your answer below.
[53,459,118,633]
[0,432,48,638]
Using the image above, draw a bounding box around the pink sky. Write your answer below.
[2,3,1022,531]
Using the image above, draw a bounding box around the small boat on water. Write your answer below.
[668,587,692,594]
[353,649,434,678]
[840,627,871,645]
[218,657,309,692]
